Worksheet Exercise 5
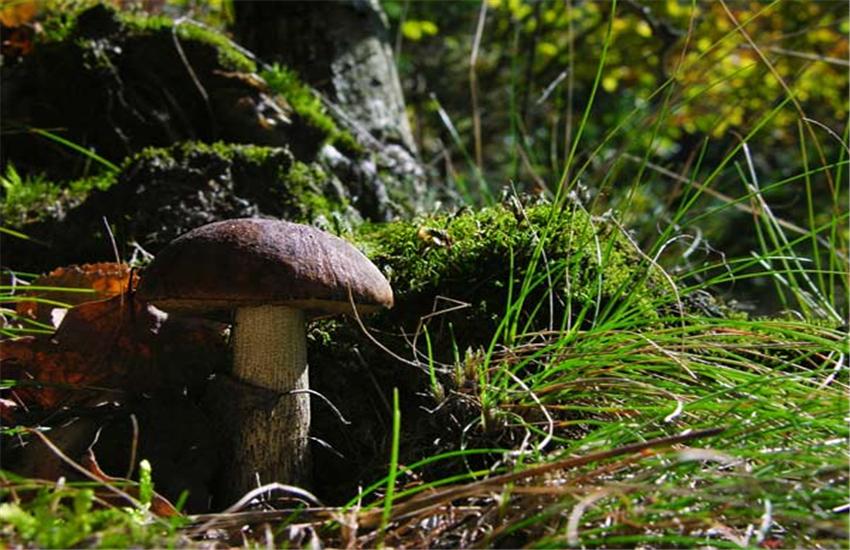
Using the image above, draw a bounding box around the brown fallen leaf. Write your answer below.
[1,294,164,413]
[0,1,38,27]
[3,276,227,512]
[2,292,227,418]
[0,23,37,59]
[16,263,138,326]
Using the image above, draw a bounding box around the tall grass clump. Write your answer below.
[351,0,848,547]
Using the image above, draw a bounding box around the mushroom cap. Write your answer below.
[137,218,393,318]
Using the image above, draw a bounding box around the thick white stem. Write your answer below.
[229,305,310,493]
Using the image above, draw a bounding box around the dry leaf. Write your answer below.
[0,24,36,58]
[16,263,138,325]
[2,294,165,413]
[0,1,38,27]
[2,291,227,419]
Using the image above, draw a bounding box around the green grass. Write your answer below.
[0,469,188,548]
[1,0,847,547]
[0,268,96,337]
[0,164,113,227]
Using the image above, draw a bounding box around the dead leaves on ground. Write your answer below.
[15,262,138,326]
[1,262,227,420]
[2,262,226,514]
[0,1,38,60]
[3,294,166,415]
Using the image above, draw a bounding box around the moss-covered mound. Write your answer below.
[2,142,358,271]
[307,200,677,502]
[0,4,342,179]
[1,3,428,248]
[362,202,664,318]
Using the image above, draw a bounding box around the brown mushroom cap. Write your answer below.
[137,218,393,317]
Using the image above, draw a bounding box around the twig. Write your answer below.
[503,369,553,456]
[347,287,426,371]
[189,482,322,536]
[289,388,351,425]
[469,0,488,169]
[124,413,139,480]
[26,428,143,509]
[171,18,217,138]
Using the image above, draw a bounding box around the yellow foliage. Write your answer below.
[635,20,652,38]
[507,0,531,20]
[613,18,627,33]
[401,19,438,42]
[537,42,558,58]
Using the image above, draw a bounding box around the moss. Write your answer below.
[119,13,255,73]
[261,64,362,154]
[37,3,255,73]
[307,200,677,409]
[125,141,343,223]
[0,164,114,227]
[18,3,364,187]
[307,201,673,501]
[36,5,360,151]
[2,141,353,272]
[130,141,273,168]
[354,202,666,323]
[285,162,340,218]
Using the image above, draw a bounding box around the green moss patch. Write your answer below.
[119,13,255,73]
[307,201,676,501]
[107,141,350,246]
[357,201,668,327]
[4,3,348,184]
[41,5,357,154]
[130,141,336,207]
[261,64,361,153]
[38,3,254,73]
[0,164,112,227]
[1,142,353,272]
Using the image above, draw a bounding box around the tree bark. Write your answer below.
[233,0,417,154]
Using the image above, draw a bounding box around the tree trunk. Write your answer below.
[234,0,417,155]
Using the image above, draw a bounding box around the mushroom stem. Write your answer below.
[230,305,310,493]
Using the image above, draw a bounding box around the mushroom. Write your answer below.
[137,218,393,497]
